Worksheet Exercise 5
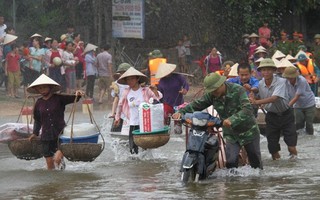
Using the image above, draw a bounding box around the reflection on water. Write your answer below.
[1,118,320,199]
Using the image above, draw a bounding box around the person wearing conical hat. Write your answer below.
[272,50,286,61]
[84,43,98,98]
[156,63,189,134]
[249,58,298,160]
[114,67,163,154]
[59,34,67,50]
[276,58,295,77]
[28,74,84,170]
[283,66,315,135]
[254,48,268,60]
[2,34,18,70]
[172,72,263,169]
[247,33,260,61]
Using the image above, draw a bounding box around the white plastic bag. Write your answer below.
[139,102,164,132]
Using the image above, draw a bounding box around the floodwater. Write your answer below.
[1,109,320,200]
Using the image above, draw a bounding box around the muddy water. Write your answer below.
[1,111,320,200]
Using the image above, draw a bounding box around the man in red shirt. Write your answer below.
[5,44,21,98]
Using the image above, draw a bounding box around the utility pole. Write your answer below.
[12,0,16,29]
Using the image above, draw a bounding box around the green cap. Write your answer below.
[297,54,307,62]
[116,63,132,73]
[257,58,277,71]
[148,49,163,58]
[282,66,299,79]
[203,73,226,93]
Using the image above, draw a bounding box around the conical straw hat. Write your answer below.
[255,45,266,51]
[155,63,176,79]
[228,63,239,77]
[30,33,43,38]
[272,58,281,68]
[3,34,18,45]
[27,74,61,94]
[255,49,267,54]
[272,50,286,59]
[117,67,148,85]
[285,54,296,61]
[249,33,259,38]
[44,37,52,42]
[277,58,295,68]
[255,57,264,63]
[84,43,98,54]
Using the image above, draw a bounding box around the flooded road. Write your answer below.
[1,110,320,199]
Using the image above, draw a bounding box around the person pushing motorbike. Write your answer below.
[172,72,263,169]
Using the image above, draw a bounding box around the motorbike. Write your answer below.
[180,111,223,184]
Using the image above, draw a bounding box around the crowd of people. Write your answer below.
[1,13,320,171]
[0,17,113,104]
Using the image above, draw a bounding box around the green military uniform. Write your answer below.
[312,44,320,67]
[276,40,291,55]
[178,82,260,146]
[291,40,304,56]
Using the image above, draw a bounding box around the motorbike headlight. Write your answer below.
[192,118,208,126]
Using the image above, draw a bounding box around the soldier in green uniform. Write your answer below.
[276,31,291,55]
[311,34,320,68]
[172,73,263,169]
[290,31,304,56]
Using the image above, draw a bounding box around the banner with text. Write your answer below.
[112,0,145,39]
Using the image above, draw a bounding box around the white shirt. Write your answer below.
[127,87,144,125]
[0,24,7,39]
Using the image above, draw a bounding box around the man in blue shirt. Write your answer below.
[227,63,259,116]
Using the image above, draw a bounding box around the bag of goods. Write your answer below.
[0,123,34,143]
[60,123,99,143]
[139,102,164,133]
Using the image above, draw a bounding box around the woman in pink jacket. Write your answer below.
[114,67,162,154]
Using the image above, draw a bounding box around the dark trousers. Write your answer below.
[294,106,315,135]
[225,133,263,169]
[129,125,139,154]
[265,109,297,154]
[86,75,96,98]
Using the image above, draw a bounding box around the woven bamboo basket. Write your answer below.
[8,139,43,160]
[59,143,103,162]
[58,97,105,162]
[132,127,170,149]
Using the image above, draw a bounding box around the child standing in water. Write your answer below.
[28,74,84,170]
[114,67,162,154]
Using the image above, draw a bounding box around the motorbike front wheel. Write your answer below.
[181,168,198,184]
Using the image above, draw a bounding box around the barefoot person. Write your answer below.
[28,74,84,170]
[114,67,162,154]
[172,73,263,169]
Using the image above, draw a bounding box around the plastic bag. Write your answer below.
[139,102,164,132]
[0,123,34,143]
